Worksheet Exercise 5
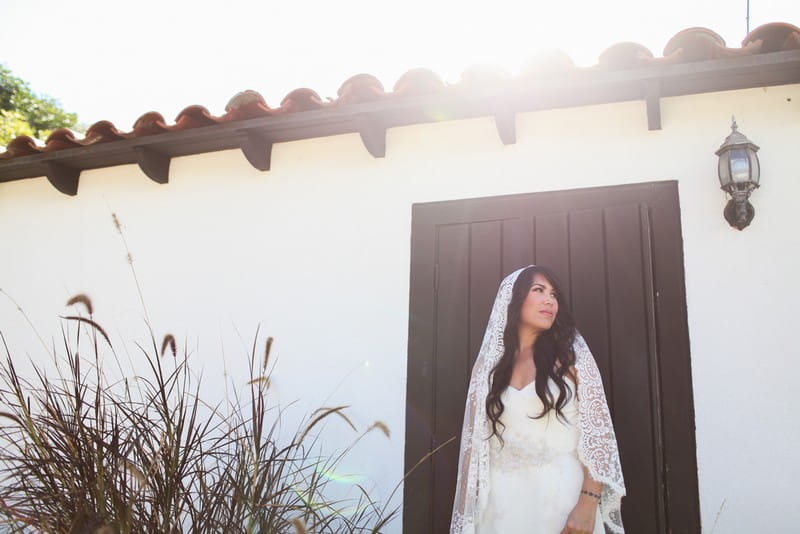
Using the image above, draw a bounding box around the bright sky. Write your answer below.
[1,0,798,131]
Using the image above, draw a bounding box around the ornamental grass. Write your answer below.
[0,296,399,533]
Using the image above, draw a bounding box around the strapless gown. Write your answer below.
[475,380,604,534]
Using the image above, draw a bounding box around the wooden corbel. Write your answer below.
[357,114,386,158]
[494,109,517,145]
[238,130,273,171]
[135,146,171,184]
[44,161,80,196]
[644,80,662,131]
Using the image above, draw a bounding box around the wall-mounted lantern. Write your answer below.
[715,117,760,230]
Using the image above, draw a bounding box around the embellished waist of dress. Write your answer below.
[489,437,576,472]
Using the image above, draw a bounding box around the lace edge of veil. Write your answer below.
[450,270,517,534]
[450,268,626,534]
[574,333,627,533]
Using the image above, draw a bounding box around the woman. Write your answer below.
[450,266,625,534]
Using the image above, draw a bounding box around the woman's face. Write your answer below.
[519,272,559,333]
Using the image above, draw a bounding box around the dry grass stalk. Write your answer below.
[300,406,357,444]
[59,315,112,347]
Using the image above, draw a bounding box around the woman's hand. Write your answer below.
[559,493,598,534]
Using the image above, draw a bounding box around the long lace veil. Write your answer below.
[449,266,626,533]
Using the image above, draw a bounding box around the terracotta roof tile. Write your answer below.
[459,64,511,87]
[336,74,386,105]
[131,112,171,136]
[43,128,83,152]
[392,68,446,96]
[520,50,575,78]
[223,90,273,121]
[1,135,41,158]
[84,120,129,144]
[279,88,326,112]
[173,105,219,130]
[743,22,800,52]
[1,22,798,164]
[662,27,758,62]
[597,42,654,70]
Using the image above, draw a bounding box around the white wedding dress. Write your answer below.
[475,379,604,534]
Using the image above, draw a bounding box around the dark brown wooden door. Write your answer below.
[404,181,699,533]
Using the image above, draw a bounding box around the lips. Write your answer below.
[540,310,554,318]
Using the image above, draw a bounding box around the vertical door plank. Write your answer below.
[432,223,470,534]
[469,221,503,370]
[649,187,701,533]
[604,203,660,533]
[567,208,613,395]
[534,212,571,304]
[501,217,534,276]
[403,208,438,534]
[640,204,668,531]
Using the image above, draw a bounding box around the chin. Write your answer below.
[541,319,556,330]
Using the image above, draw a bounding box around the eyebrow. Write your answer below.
[531,283,555,290]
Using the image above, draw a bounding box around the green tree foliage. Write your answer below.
[0,65,79,146]
[0,109,35,144]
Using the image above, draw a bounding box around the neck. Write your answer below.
[517,327,539,355]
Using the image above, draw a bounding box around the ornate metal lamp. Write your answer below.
[715,117,760,230]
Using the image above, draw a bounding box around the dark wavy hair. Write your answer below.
[485,266,577,441]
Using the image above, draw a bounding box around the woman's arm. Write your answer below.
[560,363,601,534]
[559,464,601,534]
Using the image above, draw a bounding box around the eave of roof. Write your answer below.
[1,22,799,195]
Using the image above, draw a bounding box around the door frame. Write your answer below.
[403,181,700,533]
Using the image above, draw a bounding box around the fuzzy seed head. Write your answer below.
[161,334,177,358]
[263,336,274,369]
[292,518,308,534]
[66,293,94,315]
[111,213,122,232]
[368,421,391,438]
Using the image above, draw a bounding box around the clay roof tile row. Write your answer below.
[1,22,798,161]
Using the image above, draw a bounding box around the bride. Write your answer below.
[450,266,625,534]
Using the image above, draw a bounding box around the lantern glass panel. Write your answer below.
[750,150,760,186]
[718,153,731,187]
[729,148,751,183]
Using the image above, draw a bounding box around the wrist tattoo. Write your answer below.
[580,489,601,501]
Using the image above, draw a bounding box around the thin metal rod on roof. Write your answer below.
[747,0,751,34]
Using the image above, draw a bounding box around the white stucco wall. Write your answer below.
[1,83,798,532]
